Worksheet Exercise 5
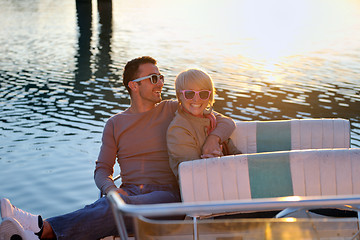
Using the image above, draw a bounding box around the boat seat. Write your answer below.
[179,148,360,204]
[230,118,350,154]
[103,118,353,239]
[101,118,350,198]
[108,148,360,240]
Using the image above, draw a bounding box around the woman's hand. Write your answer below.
[201,135,223,158]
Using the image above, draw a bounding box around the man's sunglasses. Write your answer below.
[132,74,164,84]
[180,90,211,100]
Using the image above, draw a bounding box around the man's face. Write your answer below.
[136,63,164,104]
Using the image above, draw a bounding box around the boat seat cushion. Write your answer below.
[230,118,350,154]
[179,148,360,203]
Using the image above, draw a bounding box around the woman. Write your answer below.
[167,69,240,179]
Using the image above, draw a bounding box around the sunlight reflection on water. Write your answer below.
[0,0,359,218]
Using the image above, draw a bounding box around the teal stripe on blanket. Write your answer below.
[248,152,293,198]
[256,121,291,153]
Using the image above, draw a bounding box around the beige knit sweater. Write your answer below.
[167,108,237,178]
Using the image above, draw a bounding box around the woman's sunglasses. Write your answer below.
[180,90,211,100]
[131,74,164,84]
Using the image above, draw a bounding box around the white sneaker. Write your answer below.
[0,218,39,240]
[0,199,41,234]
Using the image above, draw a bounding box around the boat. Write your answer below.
[106,118,360,240]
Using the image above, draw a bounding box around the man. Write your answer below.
[0,56,235,240]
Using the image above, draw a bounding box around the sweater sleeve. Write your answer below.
[167,124,202,179]
[211,111,236,142]
[94,119,118,194]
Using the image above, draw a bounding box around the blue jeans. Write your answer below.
[47,183,180,240]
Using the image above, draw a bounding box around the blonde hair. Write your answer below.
[175,69,215,106]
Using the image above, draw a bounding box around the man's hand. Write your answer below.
[201,135,223,158]
[116,188,129,196]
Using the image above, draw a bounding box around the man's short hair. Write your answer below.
[123,56,157,94]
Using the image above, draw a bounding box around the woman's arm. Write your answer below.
[202,111,236,157]
[167,125,201,179]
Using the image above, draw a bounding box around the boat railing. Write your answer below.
[107,192,360,240]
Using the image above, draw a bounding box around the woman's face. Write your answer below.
[180,82,211,117]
